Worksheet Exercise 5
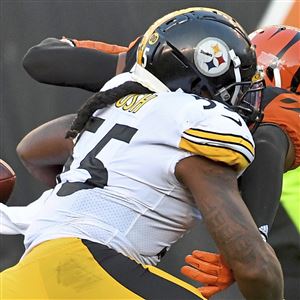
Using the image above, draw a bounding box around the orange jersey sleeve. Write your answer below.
[72,37,141,55]
[72,40,128,54]
[262,87,300,168]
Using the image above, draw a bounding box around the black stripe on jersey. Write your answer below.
[189,127,254,148]
[276,31,300,59]
[82,240,201,299]
[57,117,105,184]
[291,66,300,93]
[181,136,251,164]
[280,98,297,104]
[279,97,300,113]
[269,27,286,39]
[124,37,142,72]
[261,86,293,109]
[184,131,253,154]
[280,106,300,113]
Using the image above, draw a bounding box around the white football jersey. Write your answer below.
[23,73,254,265]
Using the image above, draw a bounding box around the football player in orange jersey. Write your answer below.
[238,25,300,238]
[16,24,299,299]
[181,25,300,299]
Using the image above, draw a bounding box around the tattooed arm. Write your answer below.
[175,156,283,300]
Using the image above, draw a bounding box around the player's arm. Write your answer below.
[180,125,291,297]
[177,101,283,299]
[22,37,128,92]
[0,191,50,235]
[239,124,292,238]
[16,114,75,187]
[240,88,298,235]
[175,156,284,300]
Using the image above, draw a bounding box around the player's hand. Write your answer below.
[181,250,234,299]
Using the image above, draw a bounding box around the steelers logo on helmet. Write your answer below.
[194,37,231,77]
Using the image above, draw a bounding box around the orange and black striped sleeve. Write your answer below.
[23,36,141,91]
[262,87,300,168]
[72,36,141,54]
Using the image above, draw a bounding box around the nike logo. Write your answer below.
[221,114,242,126]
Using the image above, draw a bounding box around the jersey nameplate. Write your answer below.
[115,94,156,113]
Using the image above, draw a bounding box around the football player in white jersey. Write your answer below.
[0,7,283,299]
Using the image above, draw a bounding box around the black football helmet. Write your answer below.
[132,7,264,127]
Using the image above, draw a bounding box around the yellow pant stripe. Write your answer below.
[145,265,207,300]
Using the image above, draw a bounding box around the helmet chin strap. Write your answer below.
[229,49,241,105]
[215,49,242,104]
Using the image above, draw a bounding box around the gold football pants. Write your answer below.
[0,238,205,299]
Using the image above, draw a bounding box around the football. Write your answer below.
[0,159,16,203]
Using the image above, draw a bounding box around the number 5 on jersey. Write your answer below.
[57,117,137,196]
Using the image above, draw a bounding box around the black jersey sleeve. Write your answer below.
[238,124,289,240]
[22,38,118,92]
[123,36,142,72]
